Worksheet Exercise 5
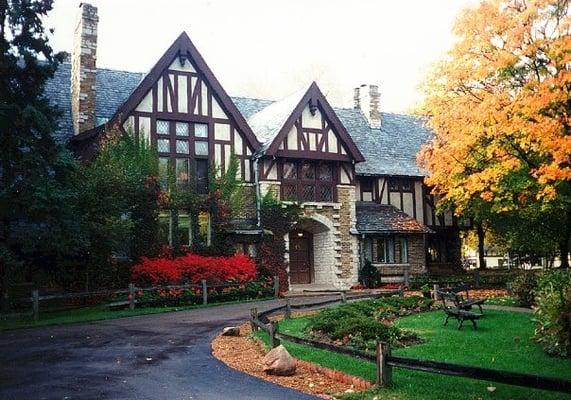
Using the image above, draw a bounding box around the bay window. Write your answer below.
[281,160,336,202]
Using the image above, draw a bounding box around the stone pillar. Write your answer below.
[71,2,98,135]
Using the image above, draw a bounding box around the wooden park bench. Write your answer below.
[451,284,486,313]
[438,291,482,330]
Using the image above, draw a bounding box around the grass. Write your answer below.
[256,309,571,400]
[0,296,273,331]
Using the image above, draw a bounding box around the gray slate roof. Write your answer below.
[335,108,431,177]
[44,63,144,142]
[355,202,433,234]
[45,64,432,177]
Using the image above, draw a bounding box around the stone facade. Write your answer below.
[71,3,98,134]
[267,181,358,290]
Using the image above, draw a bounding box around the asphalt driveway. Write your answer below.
[0,298,322,400]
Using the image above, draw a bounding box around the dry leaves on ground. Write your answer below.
[212,322,362,398]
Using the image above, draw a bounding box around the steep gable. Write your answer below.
[247,83,364,163]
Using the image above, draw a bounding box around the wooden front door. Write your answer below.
[289,230,313,284]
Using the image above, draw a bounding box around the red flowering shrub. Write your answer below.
[132,253,256,285]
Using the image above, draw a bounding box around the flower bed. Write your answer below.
[305,296,434,352]
[135,278,274,307]
[131,253,257,285]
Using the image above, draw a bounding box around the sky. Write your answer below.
[44,0,480,113]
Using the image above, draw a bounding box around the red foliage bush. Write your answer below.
[132,253,256,285]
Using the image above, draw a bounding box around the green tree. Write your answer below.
[71,131,160,290]
[0,0,71,309]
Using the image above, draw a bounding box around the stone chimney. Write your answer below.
[353,84,381,129]
[71,3,98,134]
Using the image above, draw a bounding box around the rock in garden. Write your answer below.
[262,345,296,376]
[221,326,240,336]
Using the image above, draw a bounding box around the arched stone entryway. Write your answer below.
[287,215,336,286]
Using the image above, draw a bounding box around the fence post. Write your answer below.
[432,284,440,301]
[341,292,347,304]
[474,269,481,288]
[269,320,281,348]
[128,284,135,310]
[274,275,280,298]
[250,307,258,331]
[202,280,208,305]
[506,281,513,295]
[32,290,39,321]
[376,342,392,388]
[285,298,291,319]
[403,266,410,288]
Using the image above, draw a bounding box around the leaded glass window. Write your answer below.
[195,123,208,138]
[156,120,170,135]
[158,139,170,153]
[195,141,208,156]
[176,140,189,154]
[176,122,189,136]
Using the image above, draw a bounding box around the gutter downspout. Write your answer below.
[253,154,262,232]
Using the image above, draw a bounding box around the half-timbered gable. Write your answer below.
[74,32,260,184]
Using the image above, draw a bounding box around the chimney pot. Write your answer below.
[71,2,98,135]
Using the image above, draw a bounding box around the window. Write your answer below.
[388,178,414,192]
[156,120,170,135]
[281,161,336,202]
[159,212,211,247]
[195,141,208,156]
[400,238,408,264]
[154,120,210,194]
[196,159,209,194]
[372,237,394,263]
[158,157,169,188]
[176,158,189,186]
[360,177,374,201]
[175,122,189,136]
[158,139,170,153]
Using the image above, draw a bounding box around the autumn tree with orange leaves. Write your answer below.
[419,0,570,268]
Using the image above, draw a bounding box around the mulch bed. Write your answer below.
[211,321,371,398]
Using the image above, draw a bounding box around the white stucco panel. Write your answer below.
[212,96,228,119]
[214,123,231,141]
[286,125,298,150]
[135,90,153,112]
[178,75,188,113]
[301,105,322,129]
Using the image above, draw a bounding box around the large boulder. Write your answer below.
[221,326,240,336]
[262,345,296,376]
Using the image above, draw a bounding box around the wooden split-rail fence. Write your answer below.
[250,298,571,394]
[4,276,281,321]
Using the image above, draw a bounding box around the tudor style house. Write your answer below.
[46,3,462,290]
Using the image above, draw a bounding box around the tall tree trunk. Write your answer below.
[476,222,486,270]
[559,208,571,269]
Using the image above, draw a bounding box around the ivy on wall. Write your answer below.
[258,192,301,293]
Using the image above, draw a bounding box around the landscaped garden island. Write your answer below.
[212,282,571,399]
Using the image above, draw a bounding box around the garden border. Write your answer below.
[250,299,571,394]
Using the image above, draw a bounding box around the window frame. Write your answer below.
[155,119,210,193]
[280,160,337,203]
[371,237,395,264]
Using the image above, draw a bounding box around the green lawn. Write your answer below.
[256,309,571,400]
[0,296,273,331]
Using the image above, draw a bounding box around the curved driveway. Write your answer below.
[0,298,324,400]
